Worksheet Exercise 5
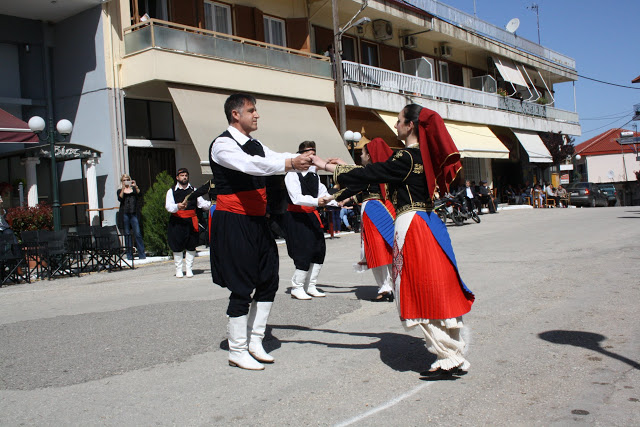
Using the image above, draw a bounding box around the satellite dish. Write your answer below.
[505,18,520,34]
[607,170,615,179]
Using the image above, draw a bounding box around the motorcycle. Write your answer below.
[434,196,465,226]
[453,190,481,224]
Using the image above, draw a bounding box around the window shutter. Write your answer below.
[286,18,310,52]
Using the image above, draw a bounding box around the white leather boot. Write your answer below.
[291,269,312,300]
[247,301,274,363]
[228,315,264,370]
[305,263,326,297]
[185,250,196,278]
[173,252,184,278]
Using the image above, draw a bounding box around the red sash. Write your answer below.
[173,209,198,232]
[287,204,324,228]
[216,188,267,216]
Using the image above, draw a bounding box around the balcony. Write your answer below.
[123,19,332,79]
[342,61,579,125]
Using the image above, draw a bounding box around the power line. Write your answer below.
[577,75,640,90]
[582,116,635,135]
[581,113,630,121]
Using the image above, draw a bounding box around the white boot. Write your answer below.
[305,263,326,297]
[173,252,184,278]
[291,269,312,300]
[185,250,195,278]
[247,301,274,363]
[228,315,264,370]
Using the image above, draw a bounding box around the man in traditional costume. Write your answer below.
[209,93,312,371]
[165,168,211,278]
[348,138,396,302]
[283,140,337,300]
[314,104,475,378]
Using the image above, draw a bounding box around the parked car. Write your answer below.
[565,182,608,207]
[597,183,617,206]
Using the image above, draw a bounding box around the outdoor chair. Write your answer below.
[93,225,134,272]
[0,234,30,286]
[559,193,570,207]
[20,230,49,280]
[74,225,98,272]
[39,229,80,278]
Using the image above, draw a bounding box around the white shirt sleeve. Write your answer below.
[165,189,178,213]
[197,196,211,210]
[211,135,296,176]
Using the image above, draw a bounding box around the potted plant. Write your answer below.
[536,96,548,105]
[497,88,508,97]
[5,203,53,241]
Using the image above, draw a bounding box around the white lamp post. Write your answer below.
[28,115,73,231]
[344,130,362,159]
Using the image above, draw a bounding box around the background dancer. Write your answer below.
[165,168,211,278]
[283,140,338,300]
[347,138,395,302]
[209,93,312,371]
[314,104,475,379]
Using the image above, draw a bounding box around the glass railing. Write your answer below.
[342,61,579,124]
[123,19,332,79]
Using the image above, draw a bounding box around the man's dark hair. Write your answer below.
[298,140,316,153]
[401,103,422,137]
[224,93,257,124]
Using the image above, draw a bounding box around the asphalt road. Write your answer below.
[1,207,639,426]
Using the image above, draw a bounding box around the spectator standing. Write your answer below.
[478,181,497,213]
[117,174,146,260]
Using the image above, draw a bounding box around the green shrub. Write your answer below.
[141,171,174,256]
[6,203,53,240]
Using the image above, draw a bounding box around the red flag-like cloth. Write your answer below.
[366,137,393,199]
[417,108,462,199]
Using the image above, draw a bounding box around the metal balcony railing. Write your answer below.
[342,61,579,124]
[123,19,332,79]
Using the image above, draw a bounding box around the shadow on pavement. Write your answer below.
[220,324,435,374]
[538,330,640,370]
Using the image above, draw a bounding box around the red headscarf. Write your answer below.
[366,137,393,199]
[417,108,462,199]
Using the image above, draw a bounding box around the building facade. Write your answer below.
[0,0,581,226]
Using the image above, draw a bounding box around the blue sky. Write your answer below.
[440,0,640,145]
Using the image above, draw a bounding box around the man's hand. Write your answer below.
[311,155,327,170]
[318,195,333,207]
[177,201,187,210]
[292,152,313,171]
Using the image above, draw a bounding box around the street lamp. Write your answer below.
[332,0,369,156]
[344,130,362,160]
[28,115,73,231]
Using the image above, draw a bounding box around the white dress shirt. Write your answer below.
[210,126,296,176]
[165,183,211,213]
[285,166,338,207]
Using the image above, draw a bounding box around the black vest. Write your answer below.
[172,186,198,210]
[209,130,266,195]
[287,172,319,204]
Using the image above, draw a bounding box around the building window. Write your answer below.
[342,36,356,62]
[461,158,481,183]
[138,0,168,20]
[439,61,450,84]
[264,16,286,47]
[204,1,231,34]
[125,99,175,140]
[361,41,379,67]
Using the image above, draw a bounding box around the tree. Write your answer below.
[539,132,575,164]
[141,171,174,256]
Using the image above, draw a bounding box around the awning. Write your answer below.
[444,121,510,159]
[375,110,398,137]
[511,129,552,163]
[168,85,353,174]
[0,108,38,143]
[492,57,528,87]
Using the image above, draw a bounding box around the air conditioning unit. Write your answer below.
[373,19,393,41]
[402,35,417,49]
[439,44,452,57]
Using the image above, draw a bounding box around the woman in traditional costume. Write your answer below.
[349,138,396,302]
[315,104,474,377]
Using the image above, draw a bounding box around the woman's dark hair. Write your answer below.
[402,103,422,137]
[298,140,316,153]
[224,93,257,124]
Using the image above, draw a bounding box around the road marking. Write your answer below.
[333,382,432,427]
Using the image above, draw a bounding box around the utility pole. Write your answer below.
[332,0,347,142]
